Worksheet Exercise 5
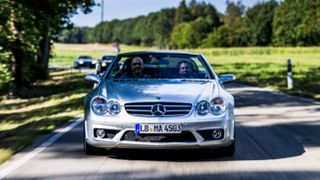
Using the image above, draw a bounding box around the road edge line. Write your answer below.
[0,117,83,179]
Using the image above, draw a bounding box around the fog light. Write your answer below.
[96,129,106,138]
[212,129,222,140]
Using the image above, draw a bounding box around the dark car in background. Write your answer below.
[74,55,97,69]
[96,54,117,74]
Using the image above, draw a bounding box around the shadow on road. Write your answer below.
[8,170,320,179]
[225,83,320,108]
[41,121,318,162]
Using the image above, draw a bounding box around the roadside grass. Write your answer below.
[52,43,157,66]
[0,70,92,164]
[193,48,320,100]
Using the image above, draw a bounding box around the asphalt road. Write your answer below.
[1,83,320,179]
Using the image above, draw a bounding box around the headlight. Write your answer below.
[209,97,227,115]
[107,100,121,115]
[91,96,108,115]
[196,100,210,116]
[79,60,84,64]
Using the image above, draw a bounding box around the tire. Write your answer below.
[218,126,236,157]
[74,62,79,69]
[83,123,105,155]
[209,127,236,157]
[217,141,235,157]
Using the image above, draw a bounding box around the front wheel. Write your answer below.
[217,141,235,156]
[84,141,105,155]
[83,123,105,155]
[74,62,79,69]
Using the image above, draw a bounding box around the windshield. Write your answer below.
[78,56,92,59]
[101,55,116,60]
[106,53,212,80]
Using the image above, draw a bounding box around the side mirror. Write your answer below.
[219,74,236,84]
[85,74,101,85]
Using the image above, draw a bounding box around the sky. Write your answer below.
[71,0,267,27]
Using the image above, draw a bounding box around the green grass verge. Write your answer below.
[51,43,158,66]
[191,48,320,100]
[0,70,92,164]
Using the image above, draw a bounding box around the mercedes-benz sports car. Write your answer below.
[83,51,236,156]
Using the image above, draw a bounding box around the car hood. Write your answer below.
[100,79,217,104]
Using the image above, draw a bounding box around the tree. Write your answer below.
[170,18,211,49]
[94,22,113,43]
[22,0,95,79]
[0,0,95,92]
[203,26,231,47]
[203,3,221,29]
[153,8,176,49]
[208,0,249,47]
[170,23,191,49]
[246,0,278,46]
[0,1,39,89]
[175,0,191,24]
[273,0,320,46]
[224,0,245,26]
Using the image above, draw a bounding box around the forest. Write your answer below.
[60,0,320,48]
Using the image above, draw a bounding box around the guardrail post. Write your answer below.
[287,58,293,89]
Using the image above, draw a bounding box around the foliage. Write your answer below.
[60,27,95,43]
[170,23,191,49]
[0,0,95,94]
[175,0,191,24]
[170,18,212,49]
[0,53,12,93]
[0,1,40,88]
[273,0,320,46]
[59,0,220,49]
[58,0,320,49]
[203,26,231,47]
[245,0,278,46]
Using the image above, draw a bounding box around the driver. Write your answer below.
[177,61,194,78]
[121,57,150,78]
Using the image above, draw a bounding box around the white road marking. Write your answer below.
[0,117,83,179]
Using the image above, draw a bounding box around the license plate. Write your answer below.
[135,124,182,134]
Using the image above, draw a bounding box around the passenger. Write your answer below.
[177,61,194,78]
[121,57,150,78]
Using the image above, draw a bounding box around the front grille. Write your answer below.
[121,131,196,142]
[125,102,192,117]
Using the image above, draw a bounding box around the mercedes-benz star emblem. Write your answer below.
[151,104,166,116]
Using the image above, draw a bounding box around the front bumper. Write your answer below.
[74,62,96,69]
[85,115,235,149]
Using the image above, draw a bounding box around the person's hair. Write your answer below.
[124,56,143,76]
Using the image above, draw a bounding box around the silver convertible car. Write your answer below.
[84,51,236,156]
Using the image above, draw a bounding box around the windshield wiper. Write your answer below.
[180,79,210,83]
